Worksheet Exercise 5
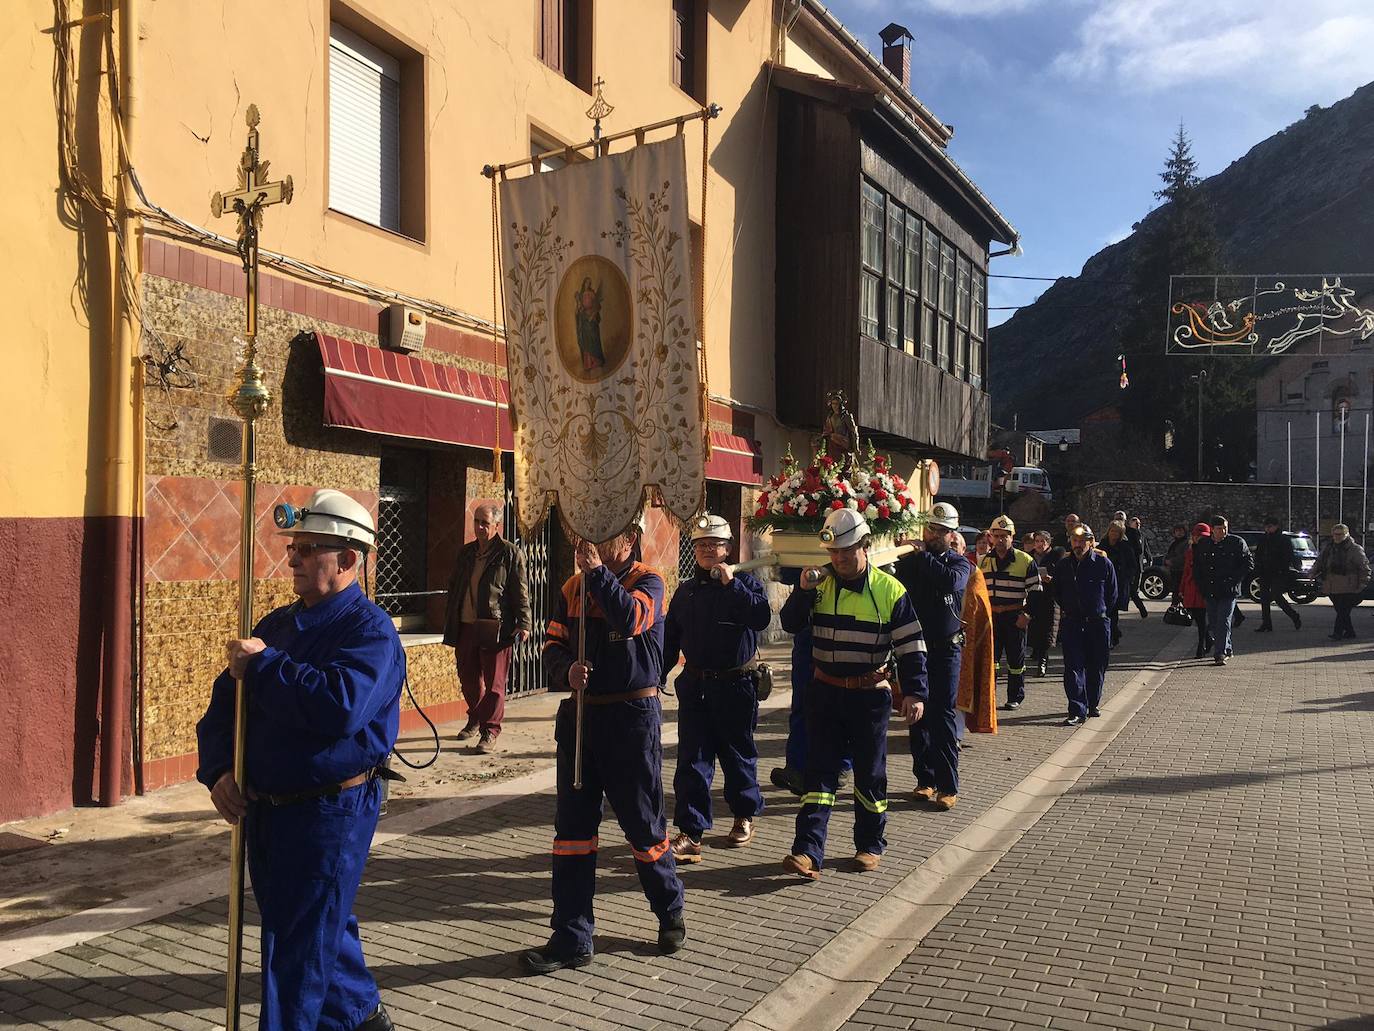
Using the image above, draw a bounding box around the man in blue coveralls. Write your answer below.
[893,502,969,811]
[665,514,773,863]
[781,507,928,879]
[1052,523,1118,727]
[523,520,687,973]
[197,489,405,1031]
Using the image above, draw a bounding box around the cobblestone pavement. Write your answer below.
[841,615,1374,1031]
[2,608,1370,1031]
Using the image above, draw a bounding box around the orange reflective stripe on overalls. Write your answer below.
[631,837,671,863]
[552,836,599,856]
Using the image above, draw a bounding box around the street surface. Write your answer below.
[1,603,1371,1030]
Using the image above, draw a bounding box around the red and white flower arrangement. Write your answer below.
[747,442,922,536]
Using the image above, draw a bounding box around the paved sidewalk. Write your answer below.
[840,615,1374,1031]
[3,608,1369,1031]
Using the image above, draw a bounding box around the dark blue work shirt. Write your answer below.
[1052,550,1119,620]
[543,561,666,695]
[663,568,771,676]
[893,546,970,647]
[196,581,406,795]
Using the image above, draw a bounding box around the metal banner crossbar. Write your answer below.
[1166,274,1374,356]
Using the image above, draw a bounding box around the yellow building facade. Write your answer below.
[3,0,1014,820]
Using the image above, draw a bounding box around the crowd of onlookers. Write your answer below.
[1000,510,1374,664]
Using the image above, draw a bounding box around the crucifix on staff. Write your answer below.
[209,102,293,1031]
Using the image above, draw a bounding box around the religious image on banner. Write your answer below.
[499,135,706,542]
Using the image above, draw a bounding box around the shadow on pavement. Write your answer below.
[1080,761,1374,797]
[1288,690,1374,713]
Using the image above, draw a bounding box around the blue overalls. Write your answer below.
[542,562,684,954]
[894,547,969,796]
[663,569,772,839]
[780,566,927,869]
[196,581,405,1031]
[778,568,851,777]
[1052,551,1118,718]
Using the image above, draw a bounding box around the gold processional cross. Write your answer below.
[209,102,292,1031]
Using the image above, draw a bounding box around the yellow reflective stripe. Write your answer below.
[854,789,888,814]
[1007,665,1026,674]
[802,792,836,806]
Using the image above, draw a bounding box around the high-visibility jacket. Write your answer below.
[780,565,928,701]
[979,548,1042,614]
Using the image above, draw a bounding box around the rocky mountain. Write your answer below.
[989,80,1374,426]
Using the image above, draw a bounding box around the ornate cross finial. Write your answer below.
[585,78,614,142]
[210,103,293,421]
[212,104,294,273]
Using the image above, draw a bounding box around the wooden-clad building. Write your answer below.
[773,10,1018,462]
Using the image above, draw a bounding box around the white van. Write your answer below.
[1007,466,1052,501]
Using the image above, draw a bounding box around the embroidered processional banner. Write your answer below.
[499,136,705,541]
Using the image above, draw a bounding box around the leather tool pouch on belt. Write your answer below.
[751,662,774,701]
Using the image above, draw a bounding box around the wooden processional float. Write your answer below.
[714,390,942,586]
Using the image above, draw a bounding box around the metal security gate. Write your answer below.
[504,475,555,697]
[375,451,431,630]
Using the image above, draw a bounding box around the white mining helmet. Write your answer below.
[690,513,733,542]
[928,502,960,531]
[274,489,377,553]
[818,507,870,550]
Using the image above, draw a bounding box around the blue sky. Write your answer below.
[825,0,1374,325]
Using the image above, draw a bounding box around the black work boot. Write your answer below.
[521,940,593,974]
[355,1003,394,1031]
[658,912,688,954]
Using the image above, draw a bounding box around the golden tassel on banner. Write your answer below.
[490,172,505,479]
[698,109,713,468]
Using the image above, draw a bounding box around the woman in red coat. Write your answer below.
[1179,522,1213,658]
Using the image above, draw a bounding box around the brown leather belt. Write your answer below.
[262,769,372,807]
[813,668,890,690]
[582,686,659,706]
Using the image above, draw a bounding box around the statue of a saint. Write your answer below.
[817,390,859,479]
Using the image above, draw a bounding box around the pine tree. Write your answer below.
[1119,125,1256,482]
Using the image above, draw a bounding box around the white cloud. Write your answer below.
[1051,1,1374,97]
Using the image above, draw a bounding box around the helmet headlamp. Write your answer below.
[273,503,302,530]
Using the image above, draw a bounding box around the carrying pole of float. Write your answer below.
[210,105,293,1031]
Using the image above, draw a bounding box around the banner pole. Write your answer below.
[1340,411,1346,526]
[1364,413,1370,549]
[1286,422,1292,532]
[574,569,586,790]
[1316,411,1321,538]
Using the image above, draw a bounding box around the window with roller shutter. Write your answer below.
[329,23,402,233]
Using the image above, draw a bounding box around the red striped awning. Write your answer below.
[315,332,513,450]
[705,430,763,485]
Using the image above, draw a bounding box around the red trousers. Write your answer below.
[455,624,511,736]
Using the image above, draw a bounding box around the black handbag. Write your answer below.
[1163,603,1193,627]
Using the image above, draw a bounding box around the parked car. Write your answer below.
[1139,530,1319,603]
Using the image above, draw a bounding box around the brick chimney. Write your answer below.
[879,22,914,91]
